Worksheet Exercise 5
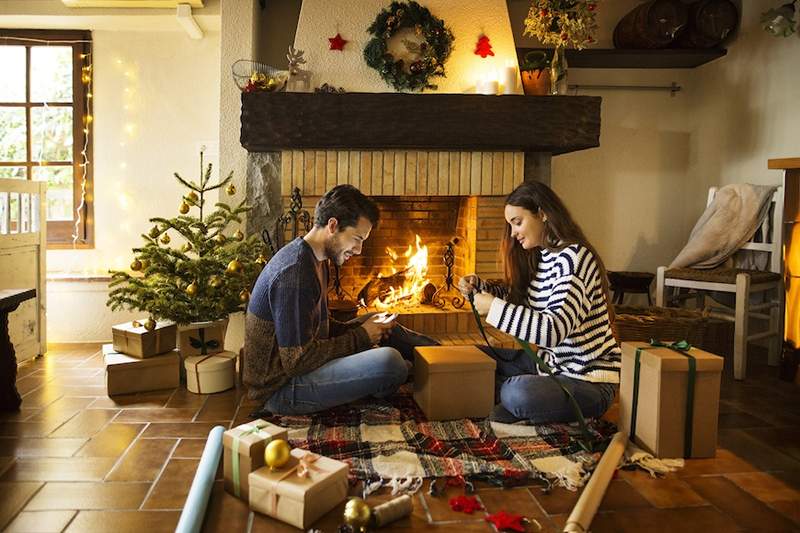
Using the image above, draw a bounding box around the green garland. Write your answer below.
[363,1,454,92]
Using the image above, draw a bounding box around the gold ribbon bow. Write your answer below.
[264,451,328,515]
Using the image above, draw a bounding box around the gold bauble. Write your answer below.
[187,191,199,203]
[140,259,149,270]
[186,282,198,297]
[160,233,171,245]
[225,259,243,275]
[239,289,250,303]
[265,439,291,470]
[130,259,142,271]
[149,226,160,238]
[214,233,226,245]
[255,254,267,266]
[179,201,190,214]
[225,183,236,196]
[143,318,156,331]
[233,230,244,241]
[210,275,223,288]
[343,498,372,533]
[181,242,193,253]
[131,320,142,328]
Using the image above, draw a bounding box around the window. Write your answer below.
[0,29,93,247]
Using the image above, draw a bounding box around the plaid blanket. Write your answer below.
[263,384,616,490]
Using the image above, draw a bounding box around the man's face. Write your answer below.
[324,216,372,266]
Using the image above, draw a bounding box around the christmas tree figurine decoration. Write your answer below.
[107,151,265,325]
[474,34,495,58]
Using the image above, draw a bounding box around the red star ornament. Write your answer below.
[449,495,482,514]
[485,510,526,532]
[328,33,348,51]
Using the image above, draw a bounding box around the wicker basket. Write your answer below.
[612,305,709,346]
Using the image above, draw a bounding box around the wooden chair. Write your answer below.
[656,186,784,380]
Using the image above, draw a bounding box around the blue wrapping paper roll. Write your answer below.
[176,425,225,533]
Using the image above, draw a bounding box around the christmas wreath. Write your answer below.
[363,1,454,92]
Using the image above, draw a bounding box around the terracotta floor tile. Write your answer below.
[478,488,560,532]
[420,481,488,522]
[621,469,708,508]
[676,448,760,477]
[202,481,253,532]
[718,411,774,429]
[28,397,95,428]
[0,456,14,476]
[164,388,207,409]
[59,385,107,397]
[142,458,199,510]
[684,475,798,531]
[48,409,119,438]
[115,408,200,423]
[725,471,800,503]
[88,390,173,409]
[0,457,117,482]
[768,500,800,525]
[193,389,242,422]
[107,438,177,482]
[172,438,207,458]
[141,422,223,439]
[0,481,44,530]
[74,423,145,458]
[0,408,39,422]
[532,479,650,515]
[568,506,742,533]
[0,421,65,438]
[15,376,50,396]
[744,427,800,463]
[0,437,87,458]
[20,386,65,409]
[65,510,180,533]
[4,510,77,532]
[32,367,102,378]
[25,482,150,511]
[718,429,800,471]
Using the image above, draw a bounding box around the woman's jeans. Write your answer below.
[479,346,616,424]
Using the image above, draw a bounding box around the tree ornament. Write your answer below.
[182,242,193,253]
[187,191,199,203]
[233,230,244,241]
[328,32,348,51]
[140,259,149,270]
[343,498,372,533]
[239,289,250,303]
[144,318,157,331]
[130,259,142,271]
[160,233,171,245]
[131,320,142,328]
[149,226,160,238]
[474,34,495,58]
[225,183,236,196]
[255,254,267,266]
[485,511,526,532]
[214,233,227,245]
[186,281,198,297]
[210,275,223,288]
[265,439,291,469]
[179,201,190,214]
[226,258,243,275]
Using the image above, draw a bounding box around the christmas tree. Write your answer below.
[107,152,266,327]
[474,35,494,58]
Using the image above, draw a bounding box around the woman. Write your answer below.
[460,182,620,424]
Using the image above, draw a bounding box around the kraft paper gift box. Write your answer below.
[178,319,228,358]
[223,420,288,501]
[184,350,236,394]
[619,341,724,459]
[111,319,177,358]
[413,345,496,420]
[103,344,180,395]
[249,448,349,530]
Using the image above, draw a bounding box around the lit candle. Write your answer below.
[477,72,499,95]
[502,63,518,95]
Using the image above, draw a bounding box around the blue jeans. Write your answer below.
[479,346,616,424]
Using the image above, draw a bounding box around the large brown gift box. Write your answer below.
[103,344,179,395]
[111,319,177,358]
[249,448,349,529]
[223,420,288,501]
[413,346,496,420]
[619,341,724,459]
[178,319,228,358]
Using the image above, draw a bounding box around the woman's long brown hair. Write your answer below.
[500,182,614,320]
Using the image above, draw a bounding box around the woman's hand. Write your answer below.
[472,292,495,316]
[458,274,481,297]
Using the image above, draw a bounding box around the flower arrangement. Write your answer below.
[523,0,599,49]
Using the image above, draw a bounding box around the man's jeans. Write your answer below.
[479,346,616,424]
[264,324,439,415]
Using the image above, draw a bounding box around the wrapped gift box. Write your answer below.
[184,350,236,394]
[178,319,228,358]
[619,341,724,459]
[413,345,496,420]
[223,420,288,501]
[249,448,349,529]
[103,344,180,395]
[111,319,176,358]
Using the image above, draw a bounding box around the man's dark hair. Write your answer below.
[313,185,379,230]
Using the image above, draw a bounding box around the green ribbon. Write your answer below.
[468,293,594,452]
[629,339,696,458]
[189,327,220,355]
[231,423,270,497]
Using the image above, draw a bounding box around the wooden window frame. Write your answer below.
[0,29,94,248]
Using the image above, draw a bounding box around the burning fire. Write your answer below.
[373,234,431,310]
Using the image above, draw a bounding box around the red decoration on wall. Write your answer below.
[328,33,348,51]
[485,511,526,532]
[474,34,495,58]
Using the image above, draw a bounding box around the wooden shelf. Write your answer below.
[517,48,727,69]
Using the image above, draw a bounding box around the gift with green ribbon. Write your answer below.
[223,419,288,500]
[620,339,723,459]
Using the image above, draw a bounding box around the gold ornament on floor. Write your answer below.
[130,259,142,271]
[233,230,244,241]
[225,183,236,196]
[226,259,243,275]
[343,498,372,533]
[265,439,291,470]
[160,233,171,245]
[214,233,226,245]
[144,318,156,331]
[186,282,198,297]
[239,289,250,303]
[179,201,190,214]
[210,275,223,288]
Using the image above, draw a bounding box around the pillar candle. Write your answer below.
[502,65,518,94]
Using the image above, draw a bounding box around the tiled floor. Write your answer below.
[2,346,800,532]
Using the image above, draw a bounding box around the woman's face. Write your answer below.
[505,204,546,250]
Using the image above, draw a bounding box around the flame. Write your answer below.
[374,234,431,310]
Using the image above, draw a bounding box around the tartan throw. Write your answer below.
[263,384,616,490]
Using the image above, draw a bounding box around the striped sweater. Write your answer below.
[484,244,621,383]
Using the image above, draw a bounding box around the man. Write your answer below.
[244,185,432,415]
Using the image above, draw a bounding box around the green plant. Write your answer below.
[520,50,551,71]
[523,0,599,49]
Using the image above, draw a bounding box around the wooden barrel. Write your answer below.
[613,0,689,49]
[674,0,738,48]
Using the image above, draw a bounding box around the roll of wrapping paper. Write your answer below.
[176,425,225,533]
[372,494,413,527]
[563,431,627,533]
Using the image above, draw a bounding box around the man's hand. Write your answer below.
[361,318,395,344]
[458,274,481,297]
[473,292,495,316]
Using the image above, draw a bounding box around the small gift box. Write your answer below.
[103,344,180,395]
[184,350,236,394]
[223,420,288,501]
[111,319,176,358]
[178,319,228,358]
[249,448,349,529]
